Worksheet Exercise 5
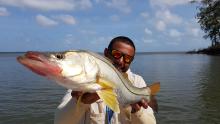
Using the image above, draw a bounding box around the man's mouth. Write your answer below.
[115,65,126,73]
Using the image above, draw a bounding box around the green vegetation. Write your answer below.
[189,0,220,55]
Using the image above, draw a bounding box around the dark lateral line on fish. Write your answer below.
[85,51,148,97]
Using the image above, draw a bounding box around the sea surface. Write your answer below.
[0,52,220,124]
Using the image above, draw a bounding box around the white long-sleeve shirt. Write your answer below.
[54,69,156,124]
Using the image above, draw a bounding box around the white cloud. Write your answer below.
[156,10,182,25]
[91,36,112,45]
[156,21,166,31]
[169,29,182,38]
[140,12,149,19]
[91,36,105,44]
[144,27,152,35]
[36,14,58,27]
[64,34,76,45]
[190,28,200,37]
[184,19,204,38]
[0,7,9,16]
[105,0,131,13]
[80,0,93,10]
[154,10,182,32]
[54,15,76,25]
[0,0,92,11]
[143,39,154,43]
[150,0,192,8]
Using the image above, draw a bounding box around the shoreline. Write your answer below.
[187,44,220,55]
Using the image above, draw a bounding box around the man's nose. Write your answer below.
[118,56,125,66]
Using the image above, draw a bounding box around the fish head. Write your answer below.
[17,50,99,89]
[17,51,62,77]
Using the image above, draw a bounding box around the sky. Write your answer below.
[0,0,210,52]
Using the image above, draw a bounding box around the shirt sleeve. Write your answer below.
[132,74,147,88]
[54,90,89,124]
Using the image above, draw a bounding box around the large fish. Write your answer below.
[17,50,160,113]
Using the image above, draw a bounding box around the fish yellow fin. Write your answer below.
[96,76,119,113]
[96,76,116,89]
[97,89,120,113]
[76,95,82,108]
[149,82,160,95]
[74,95,83,115]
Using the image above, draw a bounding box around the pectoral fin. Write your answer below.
[96,76,116,89]
[97,89,120,113]
[149,82,160,95]
[96,76,119,113]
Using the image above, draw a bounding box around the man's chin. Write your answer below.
[115,67,123,73]
[119,68,128,73]
[113,64,127,72]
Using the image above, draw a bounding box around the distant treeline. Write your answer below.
[187,44,220,55]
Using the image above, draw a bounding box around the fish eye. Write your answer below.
[56,54,64,59]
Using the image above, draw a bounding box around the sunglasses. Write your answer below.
[110,49,134,63]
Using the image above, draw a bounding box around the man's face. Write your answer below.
[105,41,135,72]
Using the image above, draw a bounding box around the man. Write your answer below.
[54,36,157,124]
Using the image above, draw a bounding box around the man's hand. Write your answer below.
[130,99,148,113]
[71,91,100,104]
[71,91,83,100]
[81,92,100,104]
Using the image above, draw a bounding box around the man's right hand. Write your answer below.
[71,91,100,104]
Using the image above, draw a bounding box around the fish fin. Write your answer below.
[96,76,119,113]
[76,95,83,112]
[149,82,160,95]
[96,76,116,89]
[148,96,158,113]
[97,89,120,113]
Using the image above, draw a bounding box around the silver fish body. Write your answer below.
[17,50,160,113]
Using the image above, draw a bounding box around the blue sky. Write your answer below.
[0,0,210,52]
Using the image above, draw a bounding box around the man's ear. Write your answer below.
[104,48,108,57]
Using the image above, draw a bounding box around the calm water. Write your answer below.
[0,52,220,124]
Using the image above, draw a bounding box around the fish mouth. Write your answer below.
[17,51,62,77]
[25,51,44,62]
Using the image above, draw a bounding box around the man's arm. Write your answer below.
[129,74,157,124]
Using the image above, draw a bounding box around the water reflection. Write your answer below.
[197,56,220,124]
